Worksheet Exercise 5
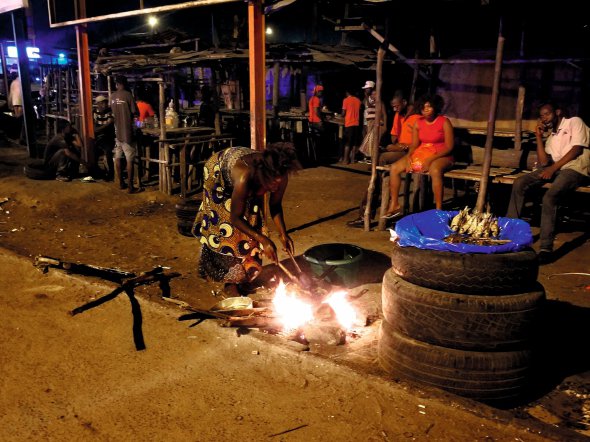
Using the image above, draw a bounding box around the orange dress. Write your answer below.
[410,115,453,172]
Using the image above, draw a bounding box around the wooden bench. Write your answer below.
[374,145,589,230]
[446,145,590,194]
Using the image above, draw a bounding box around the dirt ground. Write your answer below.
[1,142,589,441]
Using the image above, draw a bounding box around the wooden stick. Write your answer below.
[277,261,299,283]
[364,46,385,231]
[287,250,303,274]
[475,22,505,213]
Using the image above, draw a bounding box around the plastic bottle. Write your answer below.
[165,99,179,129]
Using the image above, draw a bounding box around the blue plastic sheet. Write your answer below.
[394,209,533,254]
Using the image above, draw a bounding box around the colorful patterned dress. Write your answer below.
[193,147,265,283]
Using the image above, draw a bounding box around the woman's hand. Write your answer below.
[421,157,432,173]
[280,234,295,256]
[259,236,278,263]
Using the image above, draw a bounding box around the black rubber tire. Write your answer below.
[175,199,201,237]
[177,219,195,237]
[378,321,532,402]
[382,269,545,351]
[391,243,538,295]
[24,160,52,180]
[175,199,201,220]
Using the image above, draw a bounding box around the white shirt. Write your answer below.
[9,77,22,107]
[546,116,590,176]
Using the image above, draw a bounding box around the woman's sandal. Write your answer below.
[380,209,402,219]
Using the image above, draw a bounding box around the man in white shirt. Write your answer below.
[506,102,590,263]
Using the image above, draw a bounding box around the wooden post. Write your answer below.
[514,86,525,151]
[409,49,419,104]
[11,9,37,157]
[158,81,167,193]
[364,46,385,231]
[0,43,9,97]
[65,68,71,122]
[74,0,95,167]
[272,62,280,115]
[475,24,505,213]
[248,0,266,151]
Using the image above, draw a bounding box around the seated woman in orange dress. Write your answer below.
[383,94,454,217]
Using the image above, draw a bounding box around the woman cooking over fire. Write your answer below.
[193,143,301,296]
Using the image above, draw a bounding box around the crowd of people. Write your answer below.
[306,79,589,266]
[6,70,588,292]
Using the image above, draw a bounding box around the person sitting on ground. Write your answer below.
[340,88,362,164]
[93,95,115,180]
[506,102,590,264]
[193,142,301,297]
[383,94,454,218]
[347,94,421,227]
[43,120,85,182]
[110,75,142,193]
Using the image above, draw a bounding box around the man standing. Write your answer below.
[506,102,590,263]
[93,95,115,180]
[307,84,324,163]
[341,88,362,164]
[111,75,141,193]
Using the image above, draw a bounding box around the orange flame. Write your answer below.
[272,280,313,331]
[323,290,357,330]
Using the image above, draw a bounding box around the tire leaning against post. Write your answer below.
[24,159,53,180]
[391,242,539,295]
[378,320,532,403]
[175,198,201,237]
[382,269,546,351]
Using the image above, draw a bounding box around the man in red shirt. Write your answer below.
[341,88,362,164]
[308,84,323,128]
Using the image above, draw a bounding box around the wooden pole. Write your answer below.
[48,0,241,28]
[248,0,266,151]
[158,81,166,193]
[514,86,525,151]
[11,9,37,157]
[272,62,280,115]
[364,46,385,231]
[0,43,9,97]
[363,24,429,80]
[74,0,95,167]
[409,49,419,103]
[475,24,505,213]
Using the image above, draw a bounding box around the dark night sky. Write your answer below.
[1,0,588,59]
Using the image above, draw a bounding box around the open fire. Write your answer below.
[272,280,358,337]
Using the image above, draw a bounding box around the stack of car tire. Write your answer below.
[379,243,544,404]
[175,198,201,237]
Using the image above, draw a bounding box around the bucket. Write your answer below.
[303,243,364,288]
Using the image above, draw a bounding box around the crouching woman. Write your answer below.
[193,143,301,296]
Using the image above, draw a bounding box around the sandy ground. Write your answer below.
[1,143,589,440]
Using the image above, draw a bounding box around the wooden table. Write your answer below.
[140,126,215,195]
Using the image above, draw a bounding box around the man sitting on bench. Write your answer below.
[506,102,590,264]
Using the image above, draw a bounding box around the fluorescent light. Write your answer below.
[6,46,40,59]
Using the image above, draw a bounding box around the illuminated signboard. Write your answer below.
[6,46,40,59]
[0,0,29,14]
